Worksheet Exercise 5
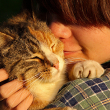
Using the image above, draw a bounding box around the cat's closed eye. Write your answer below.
[30,56,43,63]
[26,53,44,62]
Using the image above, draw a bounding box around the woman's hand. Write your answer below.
[0,69,33,110]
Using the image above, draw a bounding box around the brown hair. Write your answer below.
[36,0,110,27]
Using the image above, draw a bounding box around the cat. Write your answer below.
[0,11,104,110]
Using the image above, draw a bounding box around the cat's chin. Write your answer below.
[49,67,60,82]
[50,66,66,83]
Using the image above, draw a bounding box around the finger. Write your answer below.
[0,80,23,100]
[0,69,9,82]
[6,88,31,108]
[14,94,33,110]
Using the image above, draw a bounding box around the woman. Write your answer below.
[1,0,110,109]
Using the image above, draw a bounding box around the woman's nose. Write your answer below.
[49,22,72,39]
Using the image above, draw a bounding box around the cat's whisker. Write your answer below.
[14,71,43,88]
[65,57,87,64]
[25,78,39,90]
[24,72,44,90]
[38,76,44,82]
[6,74,43,107]
[19,75,35,82]
[17,72,42,85]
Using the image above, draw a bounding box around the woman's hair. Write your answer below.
[22,0,110,27]
[35,0,110,27]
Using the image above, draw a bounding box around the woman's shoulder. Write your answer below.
[45,68,110,110]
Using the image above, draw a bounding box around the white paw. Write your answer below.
[72,60,104,79]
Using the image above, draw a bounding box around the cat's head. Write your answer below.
[0,20,65,84]
[23,26,66,83]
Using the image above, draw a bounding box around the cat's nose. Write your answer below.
[53,62,59,70]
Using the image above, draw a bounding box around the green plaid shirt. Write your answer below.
[45,68,110,110]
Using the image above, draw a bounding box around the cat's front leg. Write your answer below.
[69,60,104,80]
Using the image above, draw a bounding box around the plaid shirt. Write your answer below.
[45,68,110,110]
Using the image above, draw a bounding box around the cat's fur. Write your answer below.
[0,11,104,110]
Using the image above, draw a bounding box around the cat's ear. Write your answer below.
[0,32,14,48]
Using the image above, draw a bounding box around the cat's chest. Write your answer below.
[27,78,66,102]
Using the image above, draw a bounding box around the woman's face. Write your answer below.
[49,17,110,64]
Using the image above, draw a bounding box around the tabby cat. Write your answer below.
[0,11,104,110]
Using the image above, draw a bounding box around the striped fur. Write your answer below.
[0,11,66,110]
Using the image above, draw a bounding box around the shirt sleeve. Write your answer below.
[45,68,110,110]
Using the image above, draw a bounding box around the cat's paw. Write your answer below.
[69,60,104,80]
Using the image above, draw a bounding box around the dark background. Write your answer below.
[0,0,23,24]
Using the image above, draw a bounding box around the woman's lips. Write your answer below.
[64,51,80,56]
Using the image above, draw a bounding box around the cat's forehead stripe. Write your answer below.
[40,43,52,55]
[31,53,44,59]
